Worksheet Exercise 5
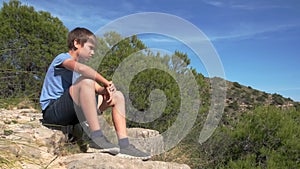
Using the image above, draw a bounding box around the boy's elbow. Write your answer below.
[76,64,95,77]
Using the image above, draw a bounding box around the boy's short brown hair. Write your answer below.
[67,27,96,50]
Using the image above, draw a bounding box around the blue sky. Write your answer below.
[2,0,300,101]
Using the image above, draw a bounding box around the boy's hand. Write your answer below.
[106,82,116,103]
[108,82,116,92]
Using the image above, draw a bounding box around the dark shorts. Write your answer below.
[42,89,85,125]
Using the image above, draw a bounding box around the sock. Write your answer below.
[91,129,103,139]
[118,137,129,148]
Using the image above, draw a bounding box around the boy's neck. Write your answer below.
[68,50,78,61]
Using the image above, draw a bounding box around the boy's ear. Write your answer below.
[74,39,80,49]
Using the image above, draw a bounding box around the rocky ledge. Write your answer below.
[0,108,190,169]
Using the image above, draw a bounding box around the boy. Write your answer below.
[40,27,150,160]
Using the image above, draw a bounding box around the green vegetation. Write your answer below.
[1,1,300,168]
[0,0,68,105]
[204,106,300,169]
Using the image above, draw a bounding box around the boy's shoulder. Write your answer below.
[56,53,71,59]
[50,53,72,67]
[53,53,72,62]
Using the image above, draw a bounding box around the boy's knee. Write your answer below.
[113,91,125,101]
[78,78,95,88]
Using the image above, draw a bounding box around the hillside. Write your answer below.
[225,80,297,111]
[155,77,300,168]
[223,80,299,121]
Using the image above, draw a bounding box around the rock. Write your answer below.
[127,128,164,156]
[0,108,65,168]
[50,153,190,169]
[0,108,190,169]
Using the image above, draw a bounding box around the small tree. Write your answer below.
[233,82,242,89]
[0,0,68,102]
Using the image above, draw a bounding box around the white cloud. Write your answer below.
[201,0,289,10]
[209,23,300,42]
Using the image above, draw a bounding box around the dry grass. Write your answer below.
[151,143,206,169]
[0,97,39,110]
[0,139,42,168]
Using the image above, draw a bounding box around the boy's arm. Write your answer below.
[62,58,115,103]
[61,59,110,87]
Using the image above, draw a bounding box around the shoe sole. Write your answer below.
[86,147,120,155]
[116,153,151,161]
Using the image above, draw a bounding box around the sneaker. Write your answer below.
[87,136,120,155]
[117,144,151,160]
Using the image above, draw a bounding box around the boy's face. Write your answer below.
[77,40,95,62]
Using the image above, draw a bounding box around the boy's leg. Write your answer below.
[70,77,127,136]
[70,78,150,159]
[98,91,151,160]
[69,77,100,131]
[70,78,120,155]
[98,91,128,139]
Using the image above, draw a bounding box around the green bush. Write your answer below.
[222,106,300,168]
[233,82,242,88]
[200,106,300,168]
